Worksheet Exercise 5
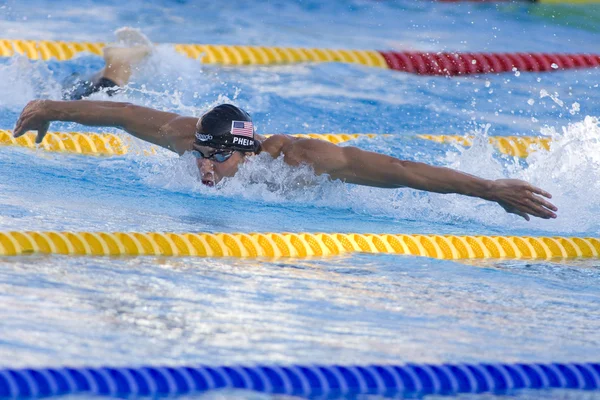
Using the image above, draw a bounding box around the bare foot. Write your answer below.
[114,27,153,47]
[101,45,151,86]
[103,46,151,66]
[96,28,153,86]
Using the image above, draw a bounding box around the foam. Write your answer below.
[135,116,600,234]
[0,56,63,109]
[442,116,600,233]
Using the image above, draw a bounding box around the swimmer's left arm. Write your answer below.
[278,137,491,191]
[277,138,557,220]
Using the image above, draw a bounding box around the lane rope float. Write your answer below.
[0,361,598,399]
[438,0,600,3]
[0,39,388,67]
[533,0,600,3]
[0,130,552,158]
[416,134,551,157]
[1,231,599,260]
[379,51,600,75]
[0,130,127,155]
[0,39,597,75]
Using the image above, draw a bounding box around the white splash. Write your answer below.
[218,153,344,204]
[0,56,63,110]
[520,116,600,233]
[441,116,600,233]
[137,116,600,233]
[138,150,206,193]
[569,102,580,116]
[540,89,564,108]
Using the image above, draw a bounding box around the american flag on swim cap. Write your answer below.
[231,121,254,138]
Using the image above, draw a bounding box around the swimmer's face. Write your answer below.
[194,117,254,186]
[191,143,246,186]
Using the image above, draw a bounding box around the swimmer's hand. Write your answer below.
[13,100,51,144]
[489,179,557,221]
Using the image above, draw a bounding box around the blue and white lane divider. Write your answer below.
[1,362,599,399]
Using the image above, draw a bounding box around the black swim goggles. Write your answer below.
[191,149,235,163]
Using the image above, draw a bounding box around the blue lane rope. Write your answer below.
[0,362,599,399]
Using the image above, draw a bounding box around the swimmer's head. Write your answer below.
[194,104,260,152]
[193,104,260,187]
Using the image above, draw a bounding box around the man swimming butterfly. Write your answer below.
[13,29,557,221]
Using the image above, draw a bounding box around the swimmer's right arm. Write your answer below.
[13,100,197,154]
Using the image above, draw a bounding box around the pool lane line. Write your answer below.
[0,130,129,156]
[0,39,598,75]
[438,0,599,3]
[0,231,598,259]
[534,0,600,3]
[0,361,598,398]
[0,130,552,158]
[378,51,600,75]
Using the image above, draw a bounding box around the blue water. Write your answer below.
[1,0,600,398]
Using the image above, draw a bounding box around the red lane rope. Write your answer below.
[378,51,600,75]
[436,0,533,2]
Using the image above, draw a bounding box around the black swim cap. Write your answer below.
[195,104,259,153]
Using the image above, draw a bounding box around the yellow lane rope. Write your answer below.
[1,130,552,158]
[416,134,552,158]
[0,39,389,67]
[0,231,597,259]
[272,133,382,144]
[0,130,127,155]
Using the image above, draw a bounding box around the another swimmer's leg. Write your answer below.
[101,27,153,88]
[100,45,152,87]
[64,32,152,100]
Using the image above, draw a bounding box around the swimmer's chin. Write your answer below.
[200,175,234,189]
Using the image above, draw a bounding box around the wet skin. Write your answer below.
[191,143,247,187]
[12,100,559,221]
[193,117,255,186]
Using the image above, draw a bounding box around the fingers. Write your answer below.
[528,184,552,199]
[497,180,558,221]
[14,103,35,139]
[513,210,530,221]
[13,101,51,143]
[13,102,31,138]
[530,194,558,212]
[523,198,556,219]
[13,116,27,138]
[499,202,531,221]
[502,198,552,221]
[524,191,558,218]
[525,183,558,218]
[35,122,50,144]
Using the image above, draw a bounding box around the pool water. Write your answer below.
[0,0,599,398]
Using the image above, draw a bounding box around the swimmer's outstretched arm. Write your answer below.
[13,100,196,154]
[264,135,558,221]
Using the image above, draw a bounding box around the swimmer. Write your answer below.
[13,100,558,221]
[13,32,557,221]
[62,27,152,100]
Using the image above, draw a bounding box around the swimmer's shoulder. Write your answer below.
[259,134,299,158]
[158,115,198,154]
